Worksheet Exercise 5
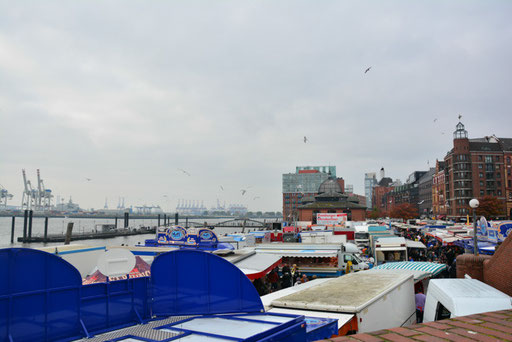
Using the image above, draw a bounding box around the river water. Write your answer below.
[0,216,273,248]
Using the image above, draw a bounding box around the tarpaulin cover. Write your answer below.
[151,249,264,316]
[372,261,447,277]
[83,256,151,284]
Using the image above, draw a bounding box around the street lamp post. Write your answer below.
[469,199,480,255]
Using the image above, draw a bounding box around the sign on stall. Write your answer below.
[316,213,347,225]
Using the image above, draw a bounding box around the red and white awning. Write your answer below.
[235,253,282,280]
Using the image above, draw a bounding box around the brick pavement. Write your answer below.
[320,309,512,342]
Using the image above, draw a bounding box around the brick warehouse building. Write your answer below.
[298,177,367,222]
[372,177,394,213]
[432,160,447,217]
[282,166,338,221]
[444,122,512,219]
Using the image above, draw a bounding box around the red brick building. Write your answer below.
[505,149,512,219]
[444,122,511,219]
[432,160,446,217]
[372,177,394,213]
[298,177,367,223]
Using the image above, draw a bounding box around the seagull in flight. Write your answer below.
[241,189,247,196]
[364,66,372,74]
[458,114,462,120]
[304,136,308,143]
[433,118,437,122]
[85,177,92,181]
[220,185,224,191]
[178,168,191,176]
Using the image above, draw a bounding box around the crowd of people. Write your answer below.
[252,227,467,298]
[399,228,464,279]
[252,263,317,296]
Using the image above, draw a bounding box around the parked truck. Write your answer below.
[373,236,408,265]
[264,270,512,336]
[264,270,416,334]
[255,242,368,277]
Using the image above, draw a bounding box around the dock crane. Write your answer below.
[21,169,34,210]
[0,183,13,207]
[21,169,54,211]
[36,169,53,211]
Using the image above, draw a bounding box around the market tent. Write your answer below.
[234,253,282,280]
[405,240,426,249]
[256,249,339,258]
[372,261,447,277]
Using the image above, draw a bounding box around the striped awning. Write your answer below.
[372,261,447,277]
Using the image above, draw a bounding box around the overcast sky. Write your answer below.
[1,1,511,212]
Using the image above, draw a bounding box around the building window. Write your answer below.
[498,190,502,196]
[478,164,483,169]
[479,155,483,161]
[507,157,511,164]
[479,173,483,178]
[485,156,493,163]
[496,156,500,162]
[480,190,484,196]
[480,181,484,186]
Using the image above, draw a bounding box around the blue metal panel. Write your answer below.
[81,277,151,334]
[151,250,263,317]
[0,248,83,342]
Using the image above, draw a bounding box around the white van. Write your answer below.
[423,279,512,322]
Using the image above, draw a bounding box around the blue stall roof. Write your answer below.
[1,248,337,342]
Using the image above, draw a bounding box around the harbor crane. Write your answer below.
[0,184,13,207]
[21,169,54,211]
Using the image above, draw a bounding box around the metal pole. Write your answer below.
[44,217,49,242]
[10,216,15,244]
[23,210,28,243]
[175,213,179,225]
[64,222,74,245]
[164,214,167,226]
[28,210,33,240]
[473,209,478,255]
[158,214,161,227]
[115,216,118,228]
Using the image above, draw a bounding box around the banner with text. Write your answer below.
[316,213,347,225]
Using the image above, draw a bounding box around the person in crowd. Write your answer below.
[267,268,279,292]
[281,271,292,289]
[301,274,308,283]
[415,289,426,323]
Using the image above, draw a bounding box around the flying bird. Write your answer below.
[220,185,224,191]
[433,118,437,122]
[304,136,308,143]
[458,114,462,120]
[441,132,445,135]
[85,177,92,181]
[364,66,372,74]
[178,168,191,176]
[253,196,260,200]
[241,189,247,196]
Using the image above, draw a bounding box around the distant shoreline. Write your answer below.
[0,212,281,220]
